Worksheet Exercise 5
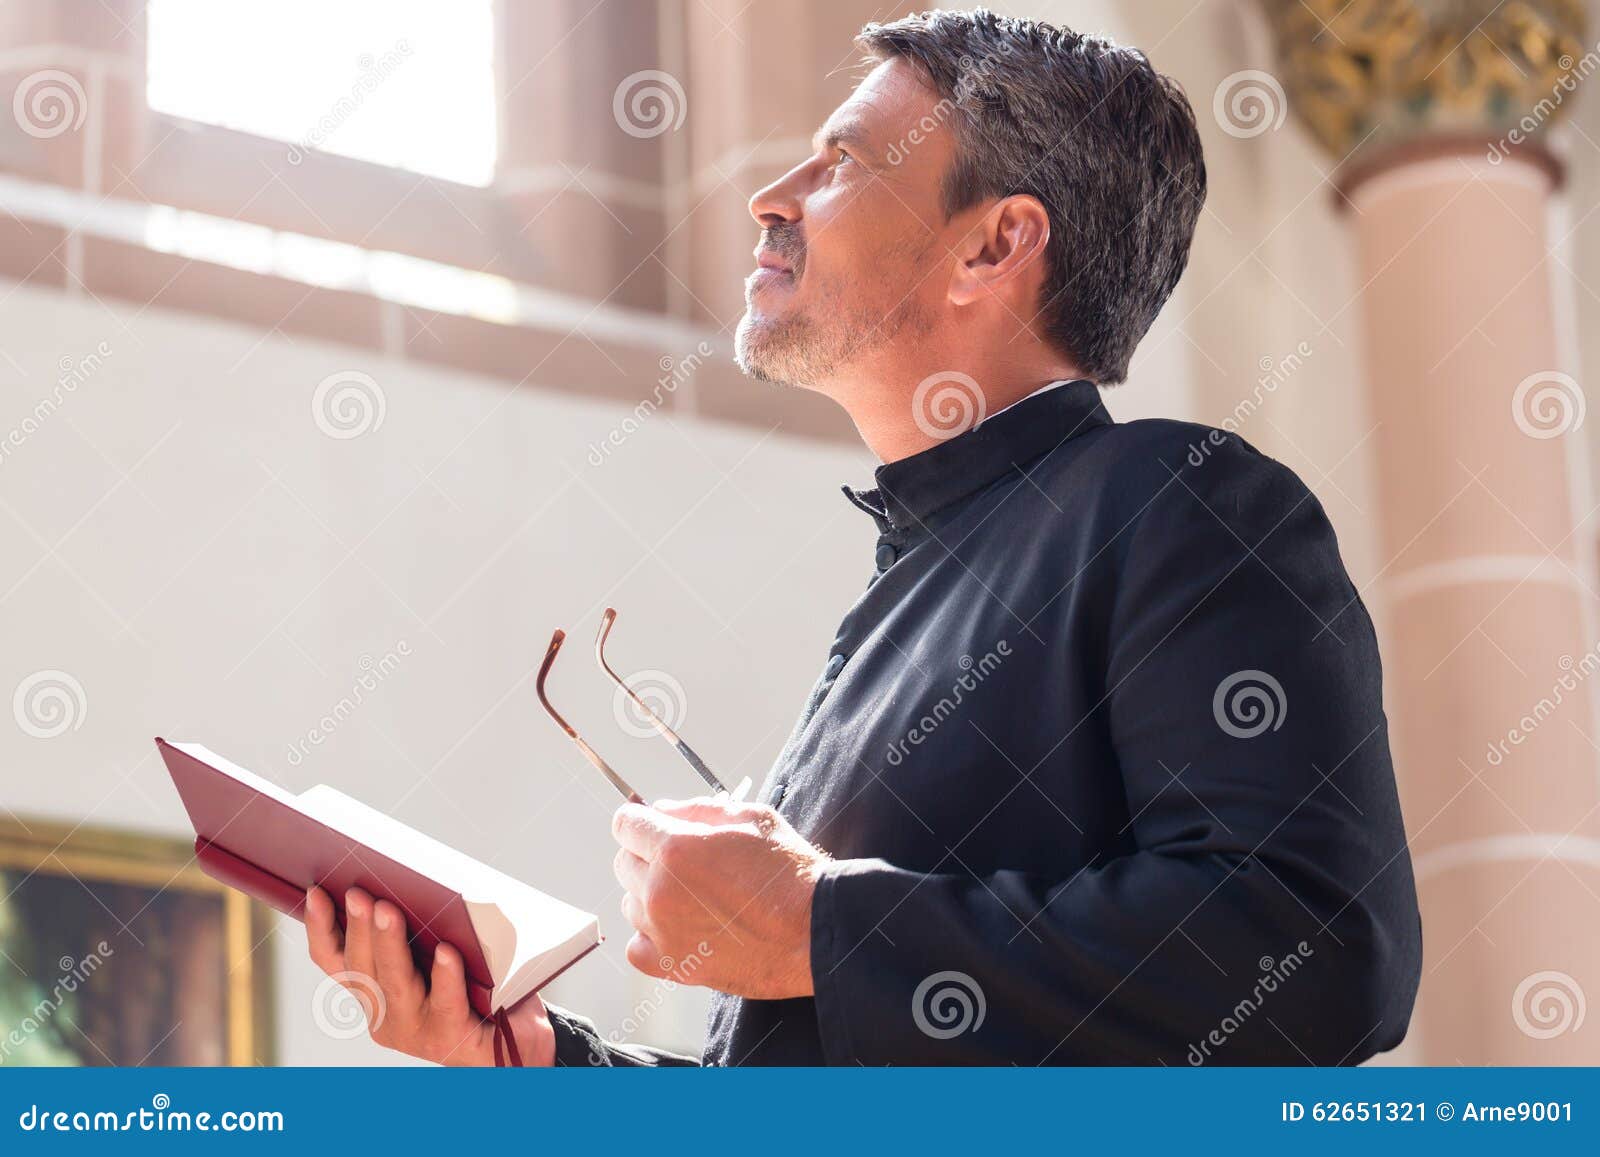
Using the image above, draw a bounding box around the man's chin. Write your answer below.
[737,358,783,384]
[734,312,799,385]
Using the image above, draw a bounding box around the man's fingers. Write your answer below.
[369,900,426,1034]
[620,890,649,936]
[612,802,698,861]
[612,847,649,896]
[305,886,345,975]
[654,797,768,828]
[624,930,669,978]
[425,942,472,1025]
[342,888,379,1016]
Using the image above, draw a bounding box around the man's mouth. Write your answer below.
[755,249,792,275]
[748,248,796,296]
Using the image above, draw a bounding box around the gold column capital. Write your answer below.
[1257,0,1588,167]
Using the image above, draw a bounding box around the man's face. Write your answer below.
[735,59,955,390]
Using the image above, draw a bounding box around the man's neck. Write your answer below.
[833,366,1090,464]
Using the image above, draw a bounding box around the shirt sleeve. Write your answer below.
[545,1005,701,1067]
[808,434,1423,1065]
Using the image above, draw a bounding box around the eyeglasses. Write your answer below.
[536,608,747,804]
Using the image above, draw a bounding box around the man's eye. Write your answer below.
[835,149,853,165]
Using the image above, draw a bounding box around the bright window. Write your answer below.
[146,0,498,187]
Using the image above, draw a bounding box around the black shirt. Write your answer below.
[551,380,1422,1066]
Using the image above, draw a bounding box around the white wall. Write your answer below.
[0,280,875,1063]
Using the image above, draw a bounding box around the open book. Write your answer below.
[158,738,600,1020]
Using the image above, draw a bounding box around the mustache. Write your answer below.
[759,224,806,277]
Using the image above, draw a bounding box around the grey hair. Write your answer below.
[857,8,1206,384]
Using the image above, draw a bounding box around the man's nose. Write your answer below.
[748,162,807,229]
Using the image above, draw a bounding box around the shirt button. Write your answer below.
[874,543,897,571]
[824,653,846,680]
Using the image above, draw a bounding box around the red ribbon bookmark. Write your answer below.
[492,1007,523,1067]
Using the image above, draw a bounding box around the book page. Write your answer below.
[297,784,597,996]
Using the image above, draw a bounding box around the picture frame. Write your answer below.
[0,816,274,1067]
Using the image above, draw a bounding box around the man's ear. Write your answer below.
[948,194,1051,307]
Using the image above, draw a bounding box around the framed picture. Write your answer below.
[0,816,274,1067]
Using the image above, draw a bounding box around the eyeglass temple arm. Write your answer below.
[536,630,644,805]
[595,608,730,795]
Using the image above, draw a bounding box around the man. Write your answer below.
[306,9,1422,1066]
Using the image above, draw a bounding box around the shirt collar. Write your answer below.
[842,378,1111,534]
[987,377,1073,420]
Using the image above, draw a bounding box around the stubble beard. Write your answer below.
[734,275,931,390]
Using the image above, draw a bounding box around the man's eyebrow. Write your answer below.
[813,119,876,159]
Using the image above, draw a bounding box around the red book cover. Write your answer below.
[157,737,598,1020]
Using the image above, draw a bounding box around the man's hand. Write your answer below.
[612,798,829,1000]
[304,885,555,1066]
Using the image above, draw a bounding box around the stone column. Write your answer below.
[487,0,871,441]
[670,0,882,432]
[0,0,146,289]
[493,0,672,311]
[1262,0,1600,1063]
